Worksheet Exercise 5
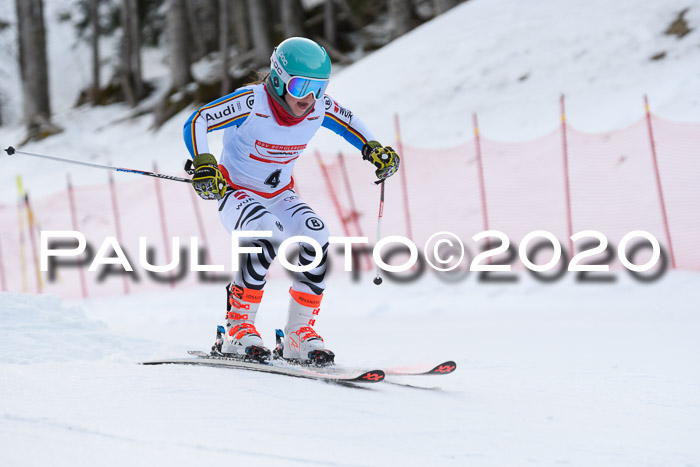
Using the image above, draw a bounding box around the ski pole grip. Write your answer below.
[4,146,15,156]
[184,159,195,175]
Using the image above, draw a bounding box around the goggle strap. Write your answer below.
[270,49,292,83]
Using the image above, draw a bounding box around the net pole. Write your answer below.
[67,175,89,298]
[560,95,575,257]
[644,95,676,269]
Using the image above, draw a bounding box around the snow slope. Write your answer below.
[2,272,700,466]
[311,0,700,149]
[0,293,149,364]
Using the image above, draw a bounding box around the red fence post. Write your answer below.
[394,113,414,241]
[560,95,574,256]
[472,113,490,233]
[337,152,372,270]
[337,153,363,237]
[67,175,88,299]
[109,172,130,294]
[472,113,491,260]
[16,176,28,292]
[153,162,175,287]
[23,192,43,293]
[644,95,676,269]
[189,184,212,265]
[315,150,351,237]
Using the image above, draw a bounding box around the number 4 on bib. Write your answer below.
[265,169,282,188]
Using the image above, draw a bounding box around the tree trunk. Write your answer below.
[127,0,143,98]
[219,0,231,94]
[184,0,207,61]
[90,0,100,105]
[231,0,250,53]
[15,0,53,131]
[324,0,335,45]
[432,0,459,15]
[388,0,412,39]
[199,0,219,54]
[120,0,145,106]
[167,0,193,89]
[246,0,270,65]
[280,0,303,39]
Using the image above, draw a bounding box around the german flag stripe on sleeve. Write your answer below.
[324,113,368,146]
[188,89,253,155]
[208,113,250,132]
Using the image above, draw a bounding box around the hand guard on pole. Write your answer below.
[361,141,400,181]
[192,153,227,200]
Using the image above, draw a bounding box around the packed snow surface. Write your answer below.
[2,273,700,466]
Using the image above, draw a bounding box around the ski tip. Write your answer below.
[353,370,385,383]
[426,361,457,375]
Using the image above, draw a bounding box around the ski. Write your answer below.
[383,360,457,376]
[142,351,385,384]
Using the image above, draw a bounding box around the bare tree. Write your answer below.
[324,0,335,45]
[280,0,303,39]
[16,0,59,137]
[199,0,219,54]
[432,0,459,15]
[246,0,271,65]
[184,0,207,61]
[120,0,145,106]
[167,0,193,89]
[90,0,100,105]
[186,0,219,61]
[231,0,250,53]
[219,0,231,94]
[388,0,413,39]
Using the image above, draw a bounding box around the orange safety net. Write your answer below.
[1,114,698,299]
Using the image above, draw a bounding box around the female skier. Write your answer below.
[183,37,399,364]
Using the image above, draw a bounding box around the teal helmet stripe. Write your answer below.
[270,37,331,97]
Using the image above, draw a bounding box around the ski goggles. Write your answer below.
[285,76,329,100]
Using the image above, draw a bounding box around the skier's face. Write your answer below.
[284,92,316,116]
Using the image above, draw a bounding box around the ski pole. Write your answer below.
[3,146,192,184]
[373,180,386,285]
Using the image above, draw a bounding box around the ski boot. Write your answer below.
[280,288,334,366]
[212,283,270,362]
